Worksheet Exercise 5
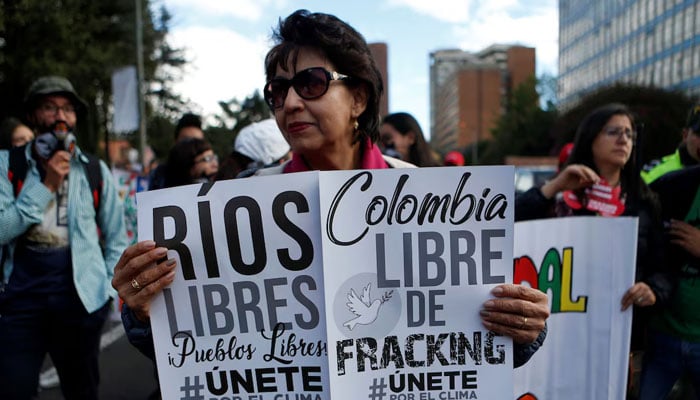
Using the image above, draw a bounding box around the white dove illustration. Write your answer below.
[343,283,392,330]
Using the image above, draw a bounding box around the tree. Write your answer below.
[0,0,184,158]
[552,84,698,165]
[480,76,558,164]
[206,90,272,158]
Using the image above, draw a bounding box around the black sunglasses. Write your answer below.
[263,67,351,111]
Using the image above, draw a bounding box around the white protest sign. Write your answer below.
[512,217,637,400]
[137,166,516,399]
[137,172,328,400]
[319,166,515,400]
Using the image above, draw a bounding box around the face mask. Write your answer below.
[34,121,76,159]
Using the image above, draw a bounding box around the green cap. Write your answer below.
[24,76,88,115]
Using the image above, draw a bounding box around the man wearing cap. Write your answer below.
[234,118,291,168]
[0,76,128,399]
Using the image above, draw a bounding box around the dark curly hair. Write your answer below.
[0,117,25,150]
[264,9,384,143]
[174,113,202,140]
[164,138,212,188]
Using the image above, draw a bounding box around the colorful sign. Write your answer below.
[512,217,637,399]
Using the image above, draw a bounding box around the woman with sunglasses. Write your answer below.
[112,9,549,369]
[516,103,673,393]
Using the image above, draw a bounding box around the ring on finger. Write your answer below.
[520,316,528,329]
[636,296,644,304]
[131,278,142,290]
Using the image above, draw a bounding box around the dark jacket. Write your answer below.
[648,165,700,341]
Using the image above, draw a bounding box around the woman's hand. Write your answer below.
[112,240,177,323]
[540,164,599,199]
[480,284,550,344]
[621,281,656,310]
[669,219,700,258]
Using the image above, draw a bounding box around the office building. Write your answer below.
[559,0,700,109]
[429,45,536,157]
[369,42,389,118]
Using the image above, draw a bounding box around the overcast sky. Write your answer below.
[158,0,558,138]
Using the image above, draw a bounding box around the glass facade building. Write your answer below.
[559,0,700,109]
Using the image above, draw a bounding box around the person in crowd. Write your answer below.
[515,103,674,395]
[172,112,205,142]
[215,117,291,180]
[0,117,34,149]
[636,105,700,399]
[641,104,700,184]
[379,112,439,167]
[516,103,672,307]
[112,9,549,369]
[149,112,205,190]
[0,76,128,399]
[443,150,465,166]
[163,137,218,188]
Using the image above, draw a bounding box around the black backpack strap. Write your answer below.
[7,147,102,210]
[82,153,103,212]
[8,145,29,197]
[2,145,29,292]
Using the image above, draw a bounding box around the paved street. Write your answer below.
[37,321,160,400]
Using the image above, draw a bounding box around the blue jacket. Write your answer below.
[0,144,128,313]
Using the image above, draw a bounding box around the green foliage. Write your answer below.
[552,84,698,164]
[480,76,558,164]
[0,0,185,158]
[213,91,271,131]
[462,140,490,166]
[206,90,272,158]
[143,114,175,161]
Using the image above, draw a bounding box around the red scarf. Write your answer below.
[283,139,389,173]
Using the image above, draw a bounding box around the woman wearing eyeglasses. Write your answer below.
[112,9,549,369]
[162,138,219,188]
[515,103,673,392]
[518,103,672,305]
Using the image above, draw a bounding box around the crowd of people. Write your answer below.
[0,7,698,400]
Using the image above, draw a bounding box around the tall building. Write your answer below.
[369,42,389,118]
[559,0,700,109]
[429,45,536,157]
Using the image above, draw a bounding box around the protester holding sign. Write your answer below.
[113,9,549,372]
[514,104,673,390]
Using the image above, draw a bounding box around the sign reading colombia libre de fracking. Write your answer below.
[137,166,514,399]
